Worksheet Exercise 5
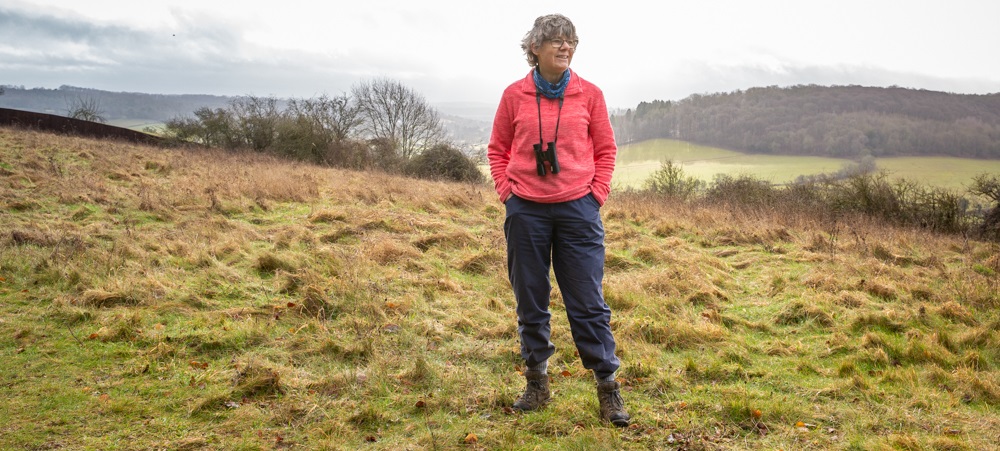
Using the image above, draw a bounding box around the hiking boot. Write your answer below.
[597,380,630,427]
[512,369,550,411]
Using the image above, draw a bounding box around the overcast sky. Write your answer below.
[2,0,999,111]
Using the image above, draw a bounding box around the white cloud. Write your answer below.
[2,0,999,109]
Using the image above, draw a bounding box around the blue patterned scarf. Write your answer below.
[533,67,571,99]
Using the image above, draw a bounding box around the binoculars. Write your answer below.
[533,141,560,176]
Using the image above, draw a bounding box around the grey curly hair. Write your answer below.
[520,14,578,67]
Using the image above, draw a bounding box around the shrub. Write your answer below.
[643,159,702,199]
[366,137,405,172]
[164,107,238,148]
[405,143,484,183]
[705,173,778,207]
[829,171,903,218]
[969,173,1000,240]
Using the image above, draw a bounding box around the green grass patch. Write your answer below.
[615,138,1000,190]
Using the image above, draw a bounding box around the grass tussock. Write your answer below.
[232,359,285,398]
[777,301,836,327]
[2,128,999,450]
[77,289,143,308]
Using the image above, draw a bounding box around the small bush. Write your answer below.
[643,159,702,199]
[970,173,1000,240]
[405,143,484,183]
[705,173,778,207]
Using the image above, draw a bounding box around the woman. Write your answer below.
[487,14,629,427]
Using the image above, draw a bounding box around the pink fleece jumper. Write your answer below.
[488,70,617,205]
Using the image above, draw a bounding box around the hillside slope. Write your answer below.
[614,86,1000,159]
[1,127,997,449]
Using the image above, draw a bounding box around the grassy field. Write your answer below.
[1,128,998,450]
[107,119,167,134]
[615,139,1000,191]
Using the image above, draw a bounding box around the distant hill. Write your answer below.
[0,84,491,145]
[0,85,231,123]
[611,85,1000,159]
[12,84,996,159]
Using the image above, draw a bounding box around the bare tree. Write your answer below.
[352,78,444,159]
[286,93,362,144]
[229,95,280,151]
[67,96,107,123]
[278,94,365,164]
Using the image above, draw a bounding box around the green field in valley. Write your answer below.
[108,119,166,133]
[615,139,1000,191]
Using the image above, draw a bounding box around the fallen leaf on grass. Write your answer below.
[189,360,208,369]
[415,400,426,408]
[188,376,206,389]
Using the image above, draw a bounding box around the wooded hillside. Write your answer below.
[611,85,1000,159]
[0,85,231,122]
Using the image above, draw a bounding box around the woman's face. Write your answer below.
[532,35,576,77]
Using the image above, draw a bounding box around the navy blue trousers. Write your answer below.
[503,193,620,378]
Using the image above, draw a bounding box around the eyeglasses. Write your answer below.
[546,38,579,49]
